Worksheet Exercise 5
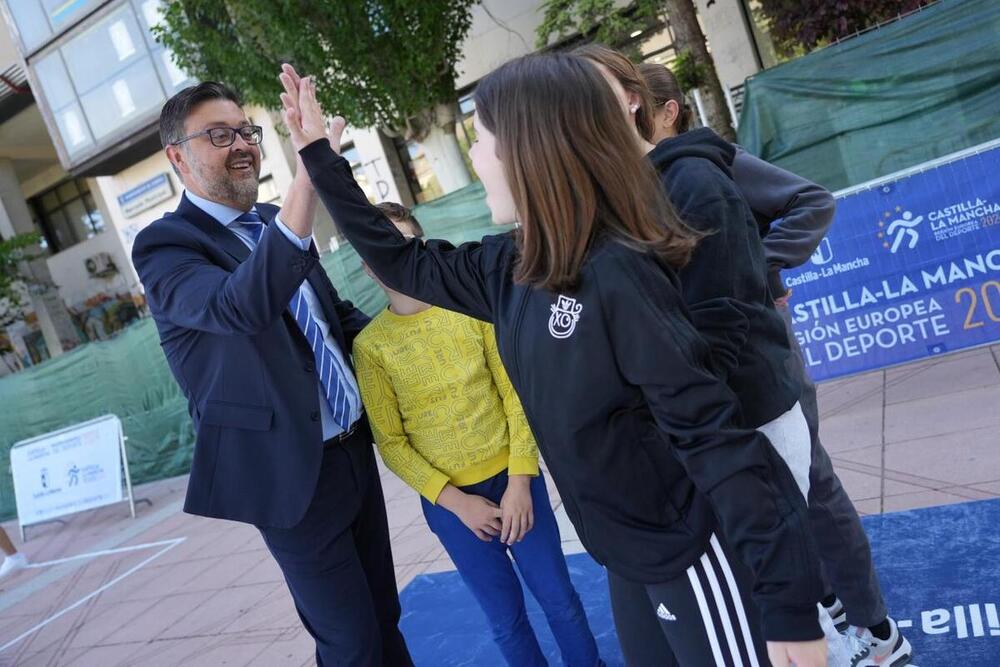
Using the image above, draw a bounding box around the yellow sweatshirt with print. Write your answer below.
[353,306,539,503]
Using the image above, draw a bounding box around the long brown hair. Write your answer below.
[473,54,696,292]
[572,44,656,142]
[638,62,692,134]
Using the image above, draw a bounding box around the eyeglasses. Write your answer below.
[172,125,263,148]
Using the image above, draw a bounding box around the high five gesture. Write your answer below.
[279,64,345,153]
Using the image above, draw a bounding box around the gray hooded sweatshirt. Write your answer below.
[731,148,836,299]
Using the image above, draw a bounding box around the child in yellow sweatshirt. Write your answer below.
[353,203,601,667]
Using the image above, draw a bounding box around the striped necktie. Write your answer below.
[234,211,264,245]
[233,211,354,430]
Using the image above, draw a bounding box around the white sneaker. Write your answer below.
[824,596,849,632]
[0,553,28,580]
[849,617,913,666]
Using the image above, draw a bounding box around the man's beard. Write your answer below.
[214,172,259,211]
[191,155,260,210]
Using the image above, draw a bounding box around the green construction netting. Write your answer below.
[737,0,1000,192]
[0,182,500,520]
[322,182,503,315]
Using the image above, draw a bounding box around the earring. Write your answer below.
[629,104,639,113]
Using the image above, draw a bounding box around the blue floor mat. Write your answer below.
[399,497,1000,666]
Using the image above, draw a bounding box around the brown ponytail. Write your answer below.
[638,62,692,134]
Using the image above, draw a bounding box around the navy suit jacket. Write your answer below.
[132,194,370,527]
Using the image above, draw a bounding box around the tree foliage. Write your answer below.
[671,49,705,92]
[154,0,477,132]
[536,0,734,140]
[756,0,932,56]
[0,232,41,328]
[536,0,664,56]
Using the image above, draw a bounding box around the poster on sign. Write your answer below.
[783,141,1000,382]
[10,415,133,539]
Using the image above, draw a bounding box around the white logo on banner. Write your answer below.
[548,295,583,339]
[886,211,923,253]
[811,238,834,265]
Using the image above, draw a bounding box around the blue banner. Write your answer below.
[785,144,1000,382]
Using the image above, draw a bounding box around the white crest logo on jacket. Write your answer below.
[548,296,583,339]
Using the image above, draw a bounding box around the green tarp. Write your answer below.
[0,182,499,520]
[737,0,1000,192]
[322,182,501,315]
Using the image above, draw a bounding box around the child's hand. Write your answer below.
[456,494,503,542]
[500,475,534,545]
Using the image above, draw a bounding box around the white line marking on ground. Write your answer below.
[23,538,186,569]
[0,498,185,616]
[0,537,186,653]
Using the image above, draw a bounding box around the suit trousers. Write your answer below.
[259,425,413,666]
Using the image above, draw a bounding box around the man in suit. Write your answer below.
[132,81,412,666]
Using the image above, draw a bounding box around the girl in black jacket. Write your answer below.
[278,57,827,667]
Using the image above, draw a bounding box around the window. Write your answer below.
[60,6,166,141]
[27,1,194,163]
[6,0,104,54]
[636,22,678,65]
[257,175,281,205]
[739,0,781,69]
[455,94,477,177]
[389,95,486,205]
[35,51,95,156]
[340,144,378,203]
[7,1,54,53]
[403,141,444,204]
[29,179,105,253]
[42,0,103,33]
[131,0,195,94]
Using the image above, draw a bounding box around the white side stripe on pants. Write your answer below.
[700,549,745,667]
[710,534,761,667]
[686,562,727,666]
[684,534,762,667]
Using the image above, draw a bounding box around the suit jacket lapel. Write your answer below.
[178,196,351,354]
[176,193,251,264]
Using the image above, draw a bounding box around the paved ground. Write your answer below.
[1,345,999,666]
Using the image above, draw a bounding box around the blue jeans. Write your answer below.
[421,470,600,667]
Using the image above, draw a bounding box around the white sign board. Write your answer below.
[10,415,126,529]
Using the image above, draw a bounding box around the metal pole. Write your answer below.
[120,432,136,519]
[691,88,708,129]
[723,86,739,130]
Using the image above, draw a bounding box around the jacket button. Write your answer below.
[304,362,314,373]
[310,411,320,422]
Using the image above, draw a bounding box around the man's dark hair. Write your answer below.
[375,202,424,237]
[159,82,243,148]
